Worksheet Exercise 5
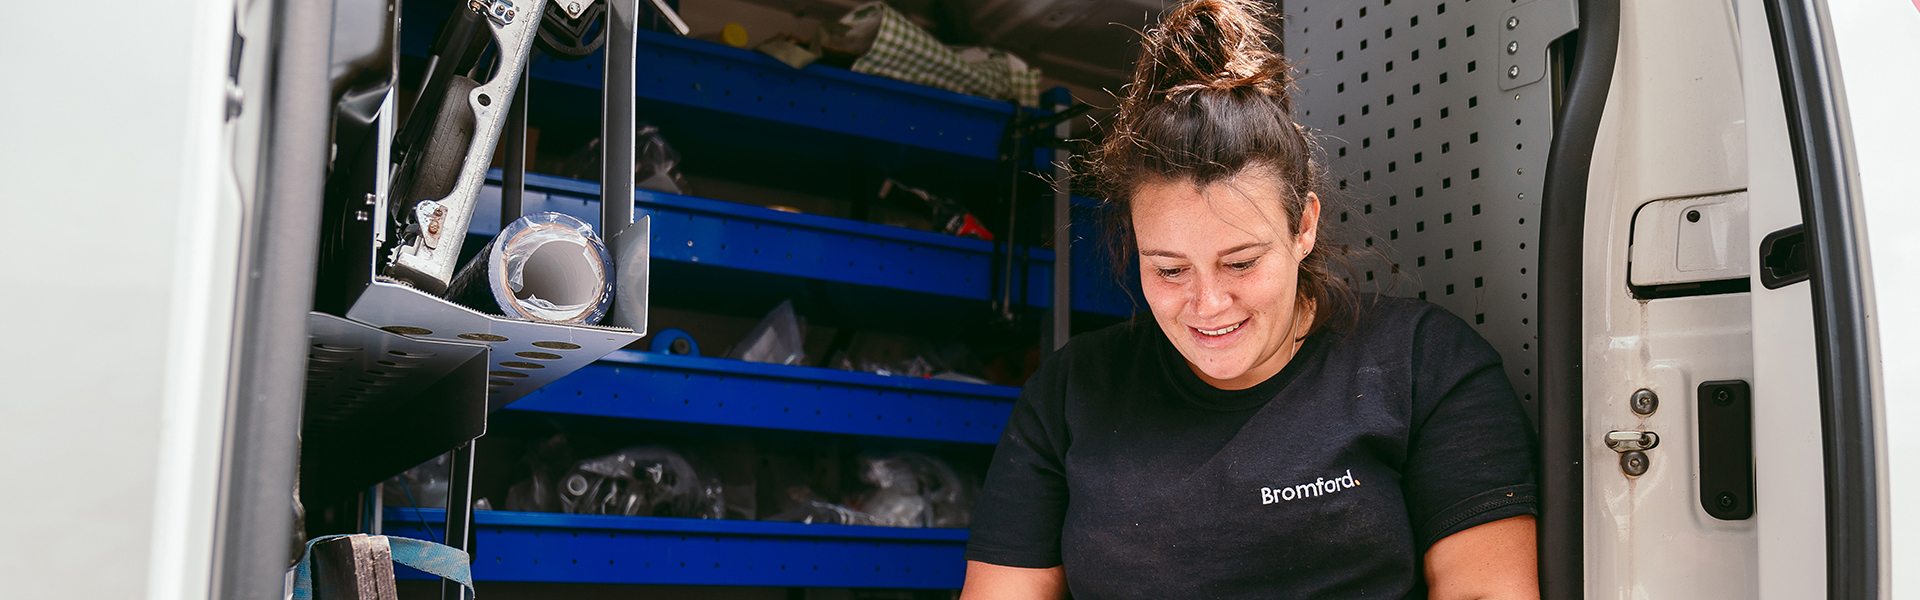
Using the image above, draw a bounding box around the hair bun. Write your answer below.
[1136,0,1288,99]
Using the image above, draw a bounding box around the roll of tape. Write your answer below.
[446,212,615,325]
[649,328,700,356]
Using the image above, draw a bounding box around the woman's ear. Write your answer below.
[1297,192,1322,257]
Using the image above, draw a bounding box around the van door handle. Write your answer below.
[1759,224,1809,289]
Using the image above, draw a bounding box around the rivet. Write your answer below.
[1508,16,1520,29]
[1508,41,1519,54]
[1508,65,1521,78]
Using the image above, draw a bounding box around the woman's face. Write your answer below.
[1132,175,1319,391]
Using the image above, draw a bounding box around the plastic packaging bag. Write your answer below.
[383,454,451,509]
[556,446,724,518]
[848,452,976,528]
[556,122,692,195]
[730,300,807,366]
[503,435,574,513]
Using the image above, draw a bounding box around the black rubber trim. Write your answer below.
[1759,0,1880,597]
[1537,0,1621,597]
[209,0,335,598]
[1629,277,1752,300]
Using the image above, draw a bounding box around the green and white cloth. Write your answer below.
[838,2,1043,107]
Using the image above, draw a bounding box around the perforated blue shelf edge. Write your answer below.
[385,508,969,588]
[504,350,1017,445]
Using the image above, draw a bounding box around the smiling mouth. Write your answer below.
[1195,319,1247,337]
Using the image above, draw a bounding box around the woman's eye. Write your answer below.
[1156,267,1187,279]
[1226,259,1258,272]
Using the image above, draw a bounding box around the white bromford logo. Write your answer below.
[1260,470,1361,504]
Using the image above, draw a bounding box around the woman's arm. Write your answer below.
[958,561,1068,600]
[1423,515,1539,600]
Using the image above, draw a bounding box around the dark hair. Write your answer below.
[1091,0,1357,336]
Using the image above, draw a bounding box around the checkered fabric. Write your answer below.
[841,2,1042,106]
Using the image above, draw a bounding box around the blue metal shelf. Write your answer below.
[502,350,1017,445]
[472,172,1136,315]
[386,508,967,588]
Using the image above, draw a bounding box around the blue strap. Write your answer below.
[290,534,473,599]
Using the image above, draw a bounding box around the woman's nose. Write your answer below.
[1191,270,1232,316]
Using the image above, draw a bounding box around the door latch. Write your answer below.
[1606,430,1659,476]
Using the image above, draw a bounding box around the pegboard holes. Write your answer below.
[1471,168,1480,179]
[1386,27,1394,38]
[1441,107,1451,119]
[1442,177,1451,188]
[1338,50,1346,61]
[1361,40,1370,50]
[1469,95,1479,107]
[1418,256,1427,267]
[1444,213,1454,224]
[1412,49,1421,61]
[1365,204,1374,214]
[1439,72,1449,84]
[1472,204,1482,214]
[1443,143,1451,154]
[1413,83,1422,95]
[1446,284,1455,295]
[1390,195,1399,206]
[1338,83,1346,93]
[1337,18,1345,29]
[1389,161,1398,172]
[1438,37,1448,49]
[1415,152,1424,163]
[1468,24,1477,36]
[1340,147,1349,157]
[1362,72,1371,83]
[1339,115,1347,125]
[1411,15,1420,26]
[1415,118,1423,130]
[1367,271,1376,281]
[1416,187,1425,198]
[1387,61,1395,72]
[1364,170,1372,181]
[1475,277,1485,288]
[1474,240,1484,251]
[1470,132,1480,143]
[1476,314,1486,324]
[1417,221,1426,232]
[1445,249,1455,259]
[1390,229,1400,240]
[1437,3,1447,14]
[1361,7,1370,17]
[1364,137,1373,148]
[1342,212,1351,222]
[1468,60,1478,72]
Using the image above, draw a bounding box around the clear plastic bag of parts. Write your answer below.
[763,451,975,528]
[730,299,807,366]
[503,434,574,513]
[556,122,692,195]
[382,453,451,509]
[554,445,725,519]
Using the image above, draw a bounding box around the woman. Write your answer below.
[958,1,1539,598]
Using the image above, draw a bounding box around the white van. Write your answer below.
[2,0,1914,598]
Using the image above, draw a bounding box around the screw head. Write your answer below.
[1631,389,1659,415]
[1621,451,1649,477]
[1508,16,1520,29]
[1509,65,1521,78]
[1717,492,1737,510]
[1688,209,1702,223]
[1508,40,1520,54]
[1714,387,1734,406]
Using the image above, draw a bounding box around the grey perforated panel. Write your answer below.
[1284,0,1572,414]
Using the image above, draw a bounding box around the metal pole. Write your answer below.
[442,444,477,600]
[1048,88,1073,349]
[600,0,639,241]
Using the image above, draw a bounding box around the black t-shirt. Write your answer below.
[965,295,1537,599]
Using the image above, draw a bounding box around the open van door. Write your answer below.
[1288,0,1900,596]
[1570,0,1894,597]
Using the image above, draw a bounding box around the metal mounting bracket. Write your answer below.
[1499,0,1579,91]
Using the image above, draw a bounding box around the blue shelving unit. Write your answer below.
[470,173,1133,315]
[506,350,1018,444]
[386,509,969,588]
